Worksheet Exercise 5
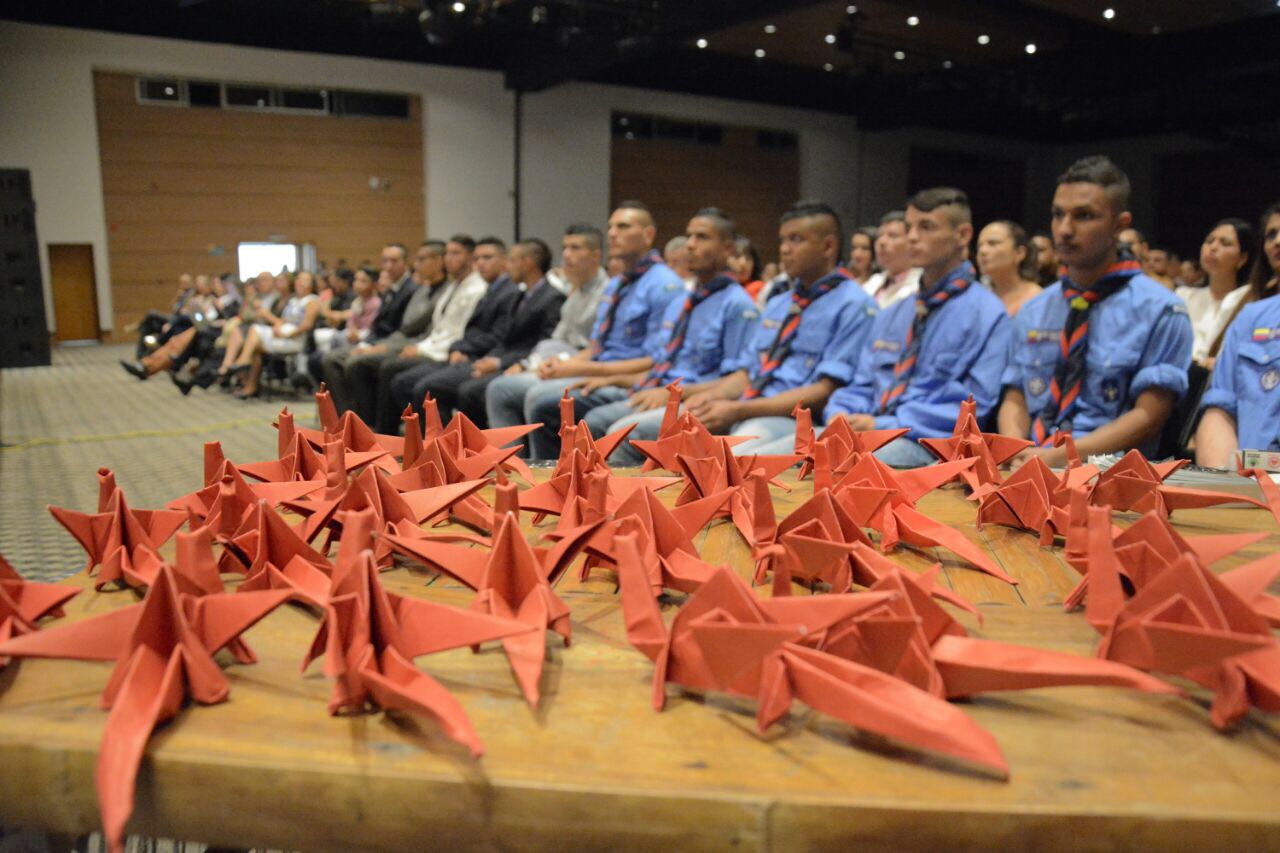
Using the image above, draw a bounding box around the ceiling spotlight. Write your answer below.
[846,5,858,13]
[1025,42,1036,54]
[824,33,836,44]
[977,34,990,45]
[907,15,919,26]
[942,60,953,69]
[1151,25,1162,34]
[764,24,777,34]
[419,0,477,46]
[696,38,708,48]
[823,62,834,71]
[450,1,465,12]
[1103,7,1115,19]
[893,50,906,60]
[754,48,766,58]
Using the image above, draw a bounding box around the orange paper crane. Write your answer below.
[792,405,907,480]
[1092,449,1268,517]
[0,564,291,853]
[298,509,533,755]
[0,552,80,666]
[751,487,875,591]
[1236,455,1280,526]
[612,533,1012,776]
[222,499,333,585]
[518,446,682,520]
[166,443,326,524]
[48,473,187,590]
[918,396,1033,489]
[385,513,594,707]
[628,403,759,475]
[394,392,539,484]
[234,408,329,484]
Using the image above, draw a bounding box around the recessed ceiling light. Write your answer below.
[942,60,953,69]
[1151,25,1162,34]
[893,50,906,60]
[823,63,834,72]
[1103,7,1115,19]
[1025,43,1037,54]
[846,5,858,13]
[824,33,837,44]
[695,38,708,49]
[450,1,466,13]
[764,24,777,34]
[977,34,990,45]
[754,48,766,58]
[907,15,919,26]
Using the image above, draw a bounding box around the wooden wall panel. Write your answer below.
[611,126,800,269]
[93,71,425,338]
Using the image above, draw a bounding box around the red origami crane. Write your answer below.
[918,396,1032,489]
[792,404,907,480]
[1091,449,1268,517]
[0,552,79,665]
[299,509,533,754]
[1236,455,1280,527]
[0,564,291,853]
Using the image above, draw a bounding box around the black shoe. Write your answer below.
[171,368,196,396]
[120,360,148,381]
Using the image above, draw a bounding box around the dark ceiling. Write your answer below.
[4,0,1280,145]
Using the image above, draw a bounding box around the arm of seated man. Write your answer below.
[1194,407,1238,469]
[1008,387,1176,469]
[693,377,837,435]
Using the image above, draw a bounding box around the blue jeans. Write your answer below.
[873,436,936,468]
[528,384,629,459]
[485,373,575,457]
[729,416,803,456]
[603,405,667,467]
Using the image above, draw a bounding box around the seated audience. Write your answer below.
[217,271,282,380]
[728,233,765,301]
[389,237,519,424]
[674,201,877,455]
[663,235,690,281]
[1031,231,1059,286]
[540,208,759,464]
[227,271,322,398]
[1177,218,1255,368]
[861,211,922,308]
[1195,200,1280,466]
[403,238,564,427]
[1145,246,1177,288]
[486,201,684,459]
[976,220,1042,316]
[823,188,1009,468]
[312,267,380,355]
[1118,226,1148,265]
[999,156,1192,466]
[847,226,877,286]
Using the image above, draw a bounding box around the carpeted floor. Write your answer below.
[0,343,313,582]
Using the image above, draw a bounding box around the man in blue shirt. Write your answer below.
[671,201,877,456]
[824,188,1010,468]
[1195,294,1280,465]
[540,207,759,465]
[485,201,684,459]
[999,156,1192,466]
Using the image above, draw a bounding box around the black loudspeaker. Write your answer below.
[0,168,51,367]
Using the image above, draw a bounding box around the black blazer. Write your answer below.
[369,275,418,342]
[450,275,521,359]
[489,279,567,369]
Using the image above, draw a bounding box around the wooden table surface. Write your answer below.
[1,473,1278,852]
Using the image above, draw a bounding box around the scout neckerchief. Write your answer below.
[638,273,736,389]
[743,269,846,399]
[591,250,661,356]
[1031,248,1141,445]
[877,261,975,414]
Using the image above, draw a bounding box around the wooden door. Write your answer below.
[49,243,100,342]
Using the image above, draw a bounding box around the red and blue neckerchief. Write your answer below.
[878,261,975,414]
[743,269,846,399]
[639,274,736,389]
[1031,249,1142,445]
[591,249,662,357]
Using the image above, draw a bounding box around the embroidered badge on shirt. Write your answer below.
[872,339,901,353]
[1028,376,1047,397]
[1254,328,1275,342]
[1262,368,1280,392]
[1102,378,1122,402]
[1027,328,1061,343]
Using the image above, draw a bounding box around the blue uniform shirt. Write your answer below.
[827,281,1010,439]
[747,278,878,406]
[1200,294,1280,452]
[1002,273,1192,455]
[592,262,685,361]
[651,281,759,385]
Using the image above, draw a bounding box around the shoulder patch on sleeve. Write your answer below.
[1168,302,1188,315]
[743,308,760,321]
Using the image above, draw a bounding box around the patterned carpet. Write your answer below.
[0,343,312,582]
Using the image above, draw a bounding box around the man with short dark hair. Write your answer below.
[489,202,684,458]
[823,188,1010,468]
[675,200,878,455]
[537,207,759,463]
[860,210,923,308]
[1145,246,1176,289]
[999,156,1192,466]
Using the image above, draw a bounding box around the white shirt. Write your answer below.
[861,267,922,309]
[415,271,487,361]
[1176,283,1250,362]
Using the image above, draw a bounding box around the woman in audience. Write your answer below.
[217,271,280,379]
[975,220,1042,316]
[227,271,321,398]
[728,234,765,301]
[313,267,380,354]
[847,226,877,286]
[1177,218,1254,368]
[1194,201,1280,467]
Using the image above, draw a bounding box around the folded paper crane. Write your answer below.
[0,552,79,666]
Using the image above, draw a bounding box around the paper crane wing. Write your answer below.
[891,505,1017,585]
[358,645,485,757]
[388,592,534,657]
[0,603,141,662]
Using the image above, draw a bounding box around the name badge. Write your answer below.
[1263,368,1280,392]
[1027,328,1061,343]
[872,339,901,353]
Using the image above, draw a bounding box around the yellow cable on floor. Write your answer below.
[0,416,277,451]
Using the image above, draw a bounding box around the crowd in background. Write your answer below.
[123,154,1280,469]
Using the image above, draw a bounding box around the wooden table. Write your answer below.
[2,474,1278,851]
